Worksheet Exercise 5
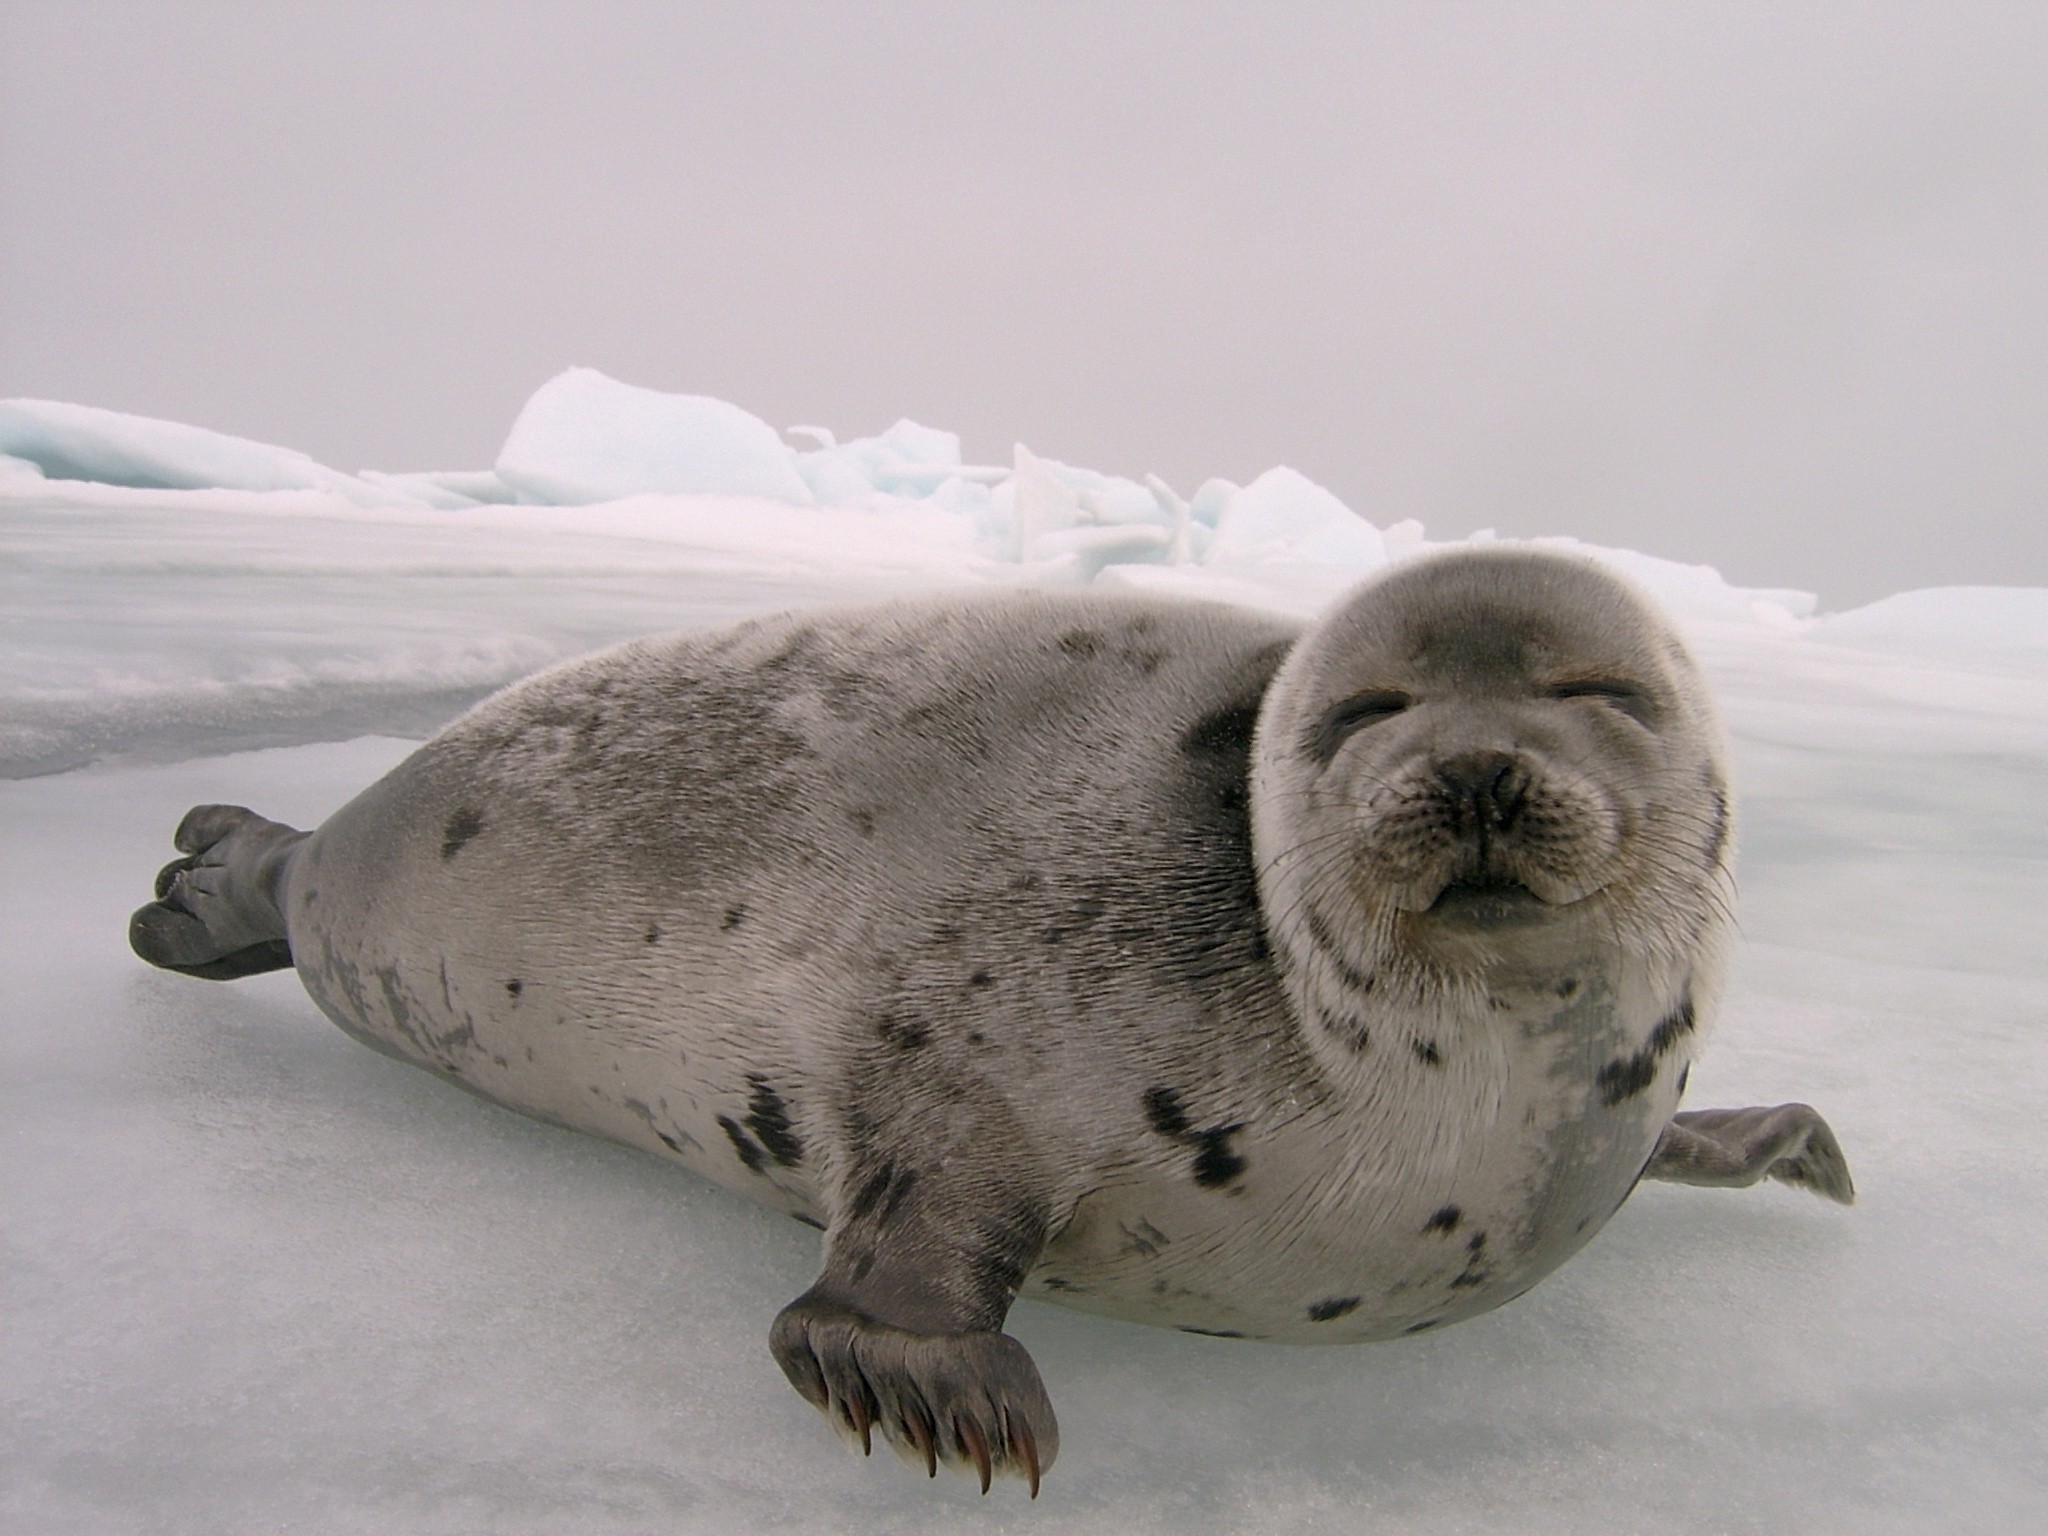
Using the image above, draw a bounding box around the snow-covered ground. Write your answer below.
[3,377,2045,1531]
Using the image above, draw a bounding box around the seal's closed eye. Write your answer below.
[1545,678,1658,726]
[1309,691,1412,763]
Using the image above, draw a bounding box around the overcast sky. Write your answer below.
[4,1,2044,606]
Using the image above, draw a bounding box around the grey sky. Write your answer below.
[4,1,2044,607]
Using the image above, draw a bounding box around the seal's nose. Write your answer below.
[1436,750,1527,832]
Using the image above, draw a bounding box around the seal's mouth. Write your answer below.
[1423,875,1550,928]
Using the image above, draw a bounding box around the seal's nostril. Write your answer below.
[1437,750,1516,802]
[1434,750,1529,834]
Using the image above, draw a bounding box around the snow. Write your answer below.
[3,376,2045,1531]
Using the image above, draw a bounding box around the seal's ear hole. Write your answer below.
[1546,679,1658,727]
[1310,691,1413,763]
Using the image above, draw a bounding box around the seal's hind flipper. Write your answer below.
[130,804,307,980]
[1641,1103,1855,1205]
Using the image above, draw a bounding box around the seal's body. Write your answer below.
[131,549,1854,1494]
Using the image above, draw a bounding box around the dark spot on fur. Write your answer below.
[847,808,875,837]
[1676,1062,1691,1096]
[1059,628,1104,658]
[504,978,522,998]
[1042,1276,1071,1291]
[1596,994,1697,1106]
[841,1163,922,1229]
[1308,1295,1362,1322]
[1320,1006,1370,1054]
[1144,1086,1191,1138]
[440,807,483,860]
[644,924,661,944]
[878,1168,919,1224]
[717,1115,766,1174]
[1449,1268,1490,1290]
[745,1077,804,1166]
[1556,976,1580,999]
[656,1129,688,1155]
[1413,1038,1441,1066]
[720,905,746,931]
[968,968,994,988]
[875,1011,930,1052]
[1180,701,1259,757]
[792,1212,825,1230]
[1304,907,1373,993]
[1424,1204,1462,1234]
[1010,870,1041,893]
[1467,1231,1487,1252]
[847,1164,894,1221]
[1178,1326,1245,1338]
[1404,1318,1443,1333]
[1190,1125,1248,1188]
[1146,1087,1249,1188]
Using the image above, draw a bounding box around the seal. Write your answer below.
[128,547,1853,1496]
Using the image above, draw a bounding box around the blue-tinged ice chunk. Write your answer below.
[0,397,411,504]
[495,369,814,506]
[1188,478,1238,527]
[796,419,997,504]
[1204,466,1386,573]
[794,450,876,504]
[877,419,961,467]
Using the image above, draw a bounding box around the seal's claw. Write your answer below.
[902,1397,937,1476]
[957,1412,992,1493]
[770,1298,1058,1492]
[1010,1412,1041,1498]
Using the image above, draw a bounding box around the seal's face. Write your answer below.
[1254,548,1731,984]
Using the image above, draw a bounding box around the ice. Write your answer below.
[3,382,2045,1530]
[495,368,816,506]
[0,397,413,507]
[1205,465,1390,575]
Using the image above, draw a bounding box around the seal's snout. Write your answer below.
[1434,750,1528,836]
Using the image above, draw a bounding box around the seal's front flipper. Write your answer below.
[769,1154,1057,1495]
[1641,1103,1855,1205]
[130,804,307,980]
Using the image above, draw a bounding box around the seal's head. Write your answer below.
[1252,547,1732,994]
